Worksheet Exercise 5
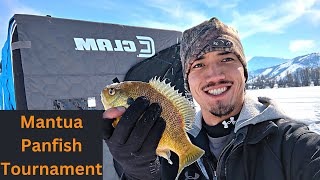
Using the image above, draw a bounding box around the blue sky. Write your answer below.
[1,0,320,60]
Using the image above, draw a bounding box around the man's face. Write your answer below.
[188,51,246,125]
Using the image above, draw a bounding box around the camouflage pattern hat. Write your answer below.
[180,17,248,91]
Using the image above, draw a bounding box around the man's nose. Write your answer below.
[205,64,225,82]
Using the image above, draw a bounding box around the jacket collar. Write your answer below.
[190,118,279,149]
[188,109,203,137]
[234,96,288,133]
[232,119,279,148]
[245,120,278,144]
[188,94,287,138]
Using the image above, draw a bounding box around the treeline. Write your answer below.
[247,67,320,89]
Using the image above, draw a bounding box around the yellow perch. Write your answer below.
[101,77,204,178]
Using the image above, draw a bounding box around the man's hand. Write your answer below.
[102,96,166,180]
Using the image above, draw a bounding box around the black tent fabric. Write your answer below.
[1,14,182,110]
[124,43,186,95]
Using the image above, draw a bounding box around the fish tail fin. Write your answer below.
[176,145,204,179]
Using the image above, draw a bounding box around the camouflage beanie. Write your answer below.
[180,17,248,91]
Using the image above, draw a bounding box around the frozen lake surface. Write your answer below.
[247,86,320,134]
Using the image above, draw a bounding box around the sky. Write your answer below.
[0,0,320,61]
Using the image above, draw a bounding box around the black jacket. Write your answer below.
[114,95,320,180]
[161,118,320,180]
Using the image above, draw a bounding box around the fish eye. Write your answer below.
[108,88,116,95]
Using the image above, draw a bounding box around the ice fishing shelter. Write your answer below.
[0,14,182,110]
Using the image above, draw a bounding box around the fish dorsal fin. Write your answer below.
[149,77,195,130]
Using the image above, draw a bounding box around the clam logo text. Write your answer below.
[74,36,155,58]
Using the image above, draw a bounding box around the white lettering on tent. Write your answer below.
[136,36,155,58]
[73,36,155,58]
[96,39,113,51]
[113,40,124,51]
[122,40,137,52]
[74,38,98,51]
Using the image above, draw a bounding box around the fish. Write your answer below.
[101,77,205,179]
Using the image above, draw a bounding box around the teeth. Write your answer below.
[207,87,227,95]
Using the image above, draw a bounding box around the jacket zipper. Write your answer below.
[196,138,236,180]
[214,170,217,180]
[206,158,216,180]
[199,156,215,180]
[216,138,235,179]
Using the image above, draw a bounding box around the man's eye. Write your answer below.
[221,57,234,62]
[192,63,204,68]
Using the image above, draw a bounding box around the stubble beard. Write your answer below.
[209,100,235,117]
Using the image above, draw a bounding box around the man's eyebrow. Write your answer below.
[217,51,231,56]
[194,55,205,61]
[193,51,231,62]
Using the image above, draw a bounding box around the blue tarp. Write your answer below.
[0,58,2,110]
[0,17,16,110]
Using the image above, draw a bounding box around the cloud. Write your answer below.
[133,20,186,31]
[0,0,43,50]
[289,40,316,52]
[307,9,320,25]
[4,0,43,16]
[133,0,319,39]
[135,0,209,30]
[132,15,206,32]
[194,0,240,10]
[230,0,319,39]
[0,0,42,28]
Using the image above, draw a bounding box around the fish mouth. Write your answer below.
[100,93,111,109]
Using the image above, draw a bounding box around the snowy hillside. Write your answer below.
[250,53,320,80]
[248,56,289,73]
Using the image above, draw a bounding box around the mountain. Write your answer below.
[247,56,289,73]
[249,53,320,81]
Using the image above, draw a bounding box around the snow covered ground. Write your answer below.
[247,86,320,134]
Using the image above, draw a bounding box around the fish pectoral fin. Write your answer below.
[112,117,121,127]
[156,149,172,164]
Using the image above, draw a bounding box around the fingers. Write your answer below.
[103,106,126,119]
[102,118,114,140]
[110,96,150,144]
[142,117,166,151]
[102,107,126,140]
[127,103,163,151]
[131,117,166,156]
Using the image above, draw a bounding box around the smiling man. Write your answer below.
[187,51,245,124]
[103,17,320,180]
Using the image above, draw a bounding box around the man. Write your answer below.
[103,17,320,180]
